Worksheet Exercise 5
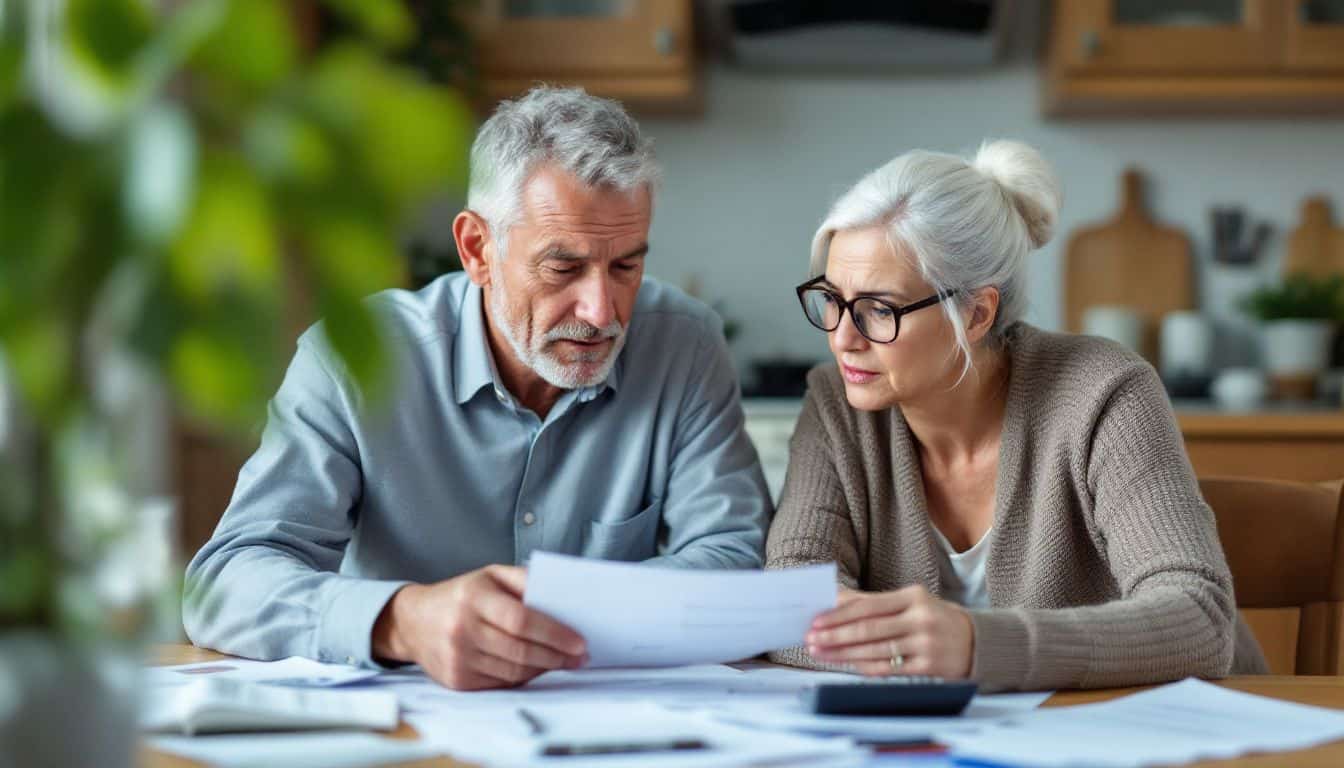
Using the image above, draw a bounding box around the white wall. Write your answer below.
[640,63,1344,382]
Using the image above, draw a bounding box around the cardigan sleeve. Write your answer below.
[765,381,858,670]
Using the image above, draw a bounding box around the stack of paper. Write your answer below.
[939,678,1344,767]
[141,677,399,735]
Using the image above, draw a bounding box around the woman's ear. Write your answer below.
[453,210,495,287]
[965,286,1001,345]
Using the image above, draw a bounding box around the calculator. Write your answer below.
[805,677,979,716]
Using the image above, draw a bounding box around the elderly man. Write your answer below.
[183,87,770,690]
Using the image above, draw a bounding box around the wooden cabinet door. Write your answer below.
[474,0,690,78]
[1283,0,1344,72]
[1054,0,1282,75]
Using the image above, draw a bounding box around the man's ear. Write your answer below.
[453,210,495,287]
[965,286,1001,345]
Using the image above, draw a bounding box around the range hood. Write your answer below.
[720,0,1009,71]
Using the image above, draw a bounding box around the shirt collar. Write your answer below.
[452,282,624,406]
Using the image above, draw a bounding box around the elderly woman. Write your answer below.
[768,140,1266,691]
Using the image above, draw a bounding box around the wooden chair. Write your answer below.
[1200,476,1344,675]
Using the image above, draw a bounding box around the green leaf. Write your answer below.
[318,295,389,402]
[191,0,295,92]
[65,0,155,92]
[168,326,266,428]
[0,548,52,623]
[168,151,281,305]
[304,214,399,398]
[306,214,404,297]
[306,46,472,215]
[244,106,335,184]
[0,0,22,111]
[323,0,414,48]
[3,317,73,428]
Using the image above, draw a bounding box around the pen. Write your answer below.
[541,739,708,757]
[516,707,546,736]
[516,707,709,757]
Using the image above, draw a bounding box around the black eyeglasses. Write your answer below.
[795,276,956,344]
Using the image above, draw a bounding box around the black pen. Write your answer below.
[517,707,547,736]
[541,739,708,757]
[517,707,709,757]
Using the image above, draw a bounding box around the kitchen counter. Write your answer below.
[743,398,1344,497]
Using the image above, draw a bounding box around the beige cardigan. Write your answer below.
[767,324,1267,691]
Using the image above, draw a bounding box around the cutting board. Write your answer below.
[1283,197,1344,279]
[1063,168,1195,364]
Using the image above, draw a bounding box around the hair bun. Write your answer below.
[972,139,1062,249]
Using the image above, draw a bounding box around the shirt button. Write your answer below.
[522,512,537,526]
[346,656,356,665]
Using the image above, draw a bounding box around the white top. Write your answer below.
[931,525,993,609]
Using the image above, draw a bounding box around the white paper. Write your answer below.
[404,699,866,768]
[148,732,438,768]
[367,664,797,716]
[940,677,1344,767]
[144,656,380,688]
[524,552,836,667]
[371,663,1043,764]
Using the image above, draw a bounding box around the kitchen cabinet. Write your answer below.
[471,0,698,112]
[1045,0,1344,115]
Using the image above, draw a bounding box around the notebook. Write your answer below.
[141,678,399,736]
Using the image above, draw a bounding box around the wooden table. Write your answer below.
[144,645,1344,768]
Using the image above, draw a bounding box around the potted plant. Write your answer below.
[1238,273,1344,394]
[0,1,472,764]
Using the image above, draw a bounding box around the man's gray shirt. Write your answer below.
[183,273,771,666]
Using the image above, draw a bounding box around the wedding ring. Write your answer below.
[889,640,904,672]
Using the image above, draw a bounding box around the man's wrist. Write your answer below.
[372,583,421,664]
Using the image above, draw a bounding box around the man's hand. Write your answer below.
[805,585,974,679]
[372,565,588,690]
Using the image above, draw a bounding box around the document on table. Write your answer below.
[939,677,1344,767]
[403,699,866,768]
[370,663,1045,763]
[524,551,836,667]
[147,732,439,768]
[144,655,381,688]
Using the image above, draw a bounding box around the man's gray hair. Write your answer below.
[809,139,1062,384]
[467,86,660,252]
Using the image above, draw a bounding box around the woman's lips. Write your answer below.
[841,364,879,384]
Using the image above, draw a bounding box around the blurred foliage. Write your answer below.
[1239,273,1344,323]
[0,0,474,633]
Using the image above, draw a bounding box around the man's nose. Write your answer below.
[574,271,617,329]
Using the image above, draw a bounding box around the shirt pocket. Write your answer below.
[584,500,662,562]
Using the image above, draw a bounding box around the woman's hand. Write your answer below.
[806,585,975,678]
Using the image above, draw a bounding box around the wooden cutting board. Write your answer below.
[1284,197,1344,278]
[1063,168,1195,364]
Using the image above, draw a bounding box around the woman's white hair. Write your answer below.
[808,139,1062,382]
[467,85,660,256]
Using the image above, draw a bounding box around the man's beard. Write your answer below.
[489,282,627,390]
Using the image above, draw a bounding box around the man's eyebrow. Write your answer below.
[537,244,586,261]
[536,243,649,262]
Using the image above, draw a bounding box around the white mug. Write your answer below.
[1210,368,1267,411]
[1083,305,1143,353]
[1160,311,1212,377]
